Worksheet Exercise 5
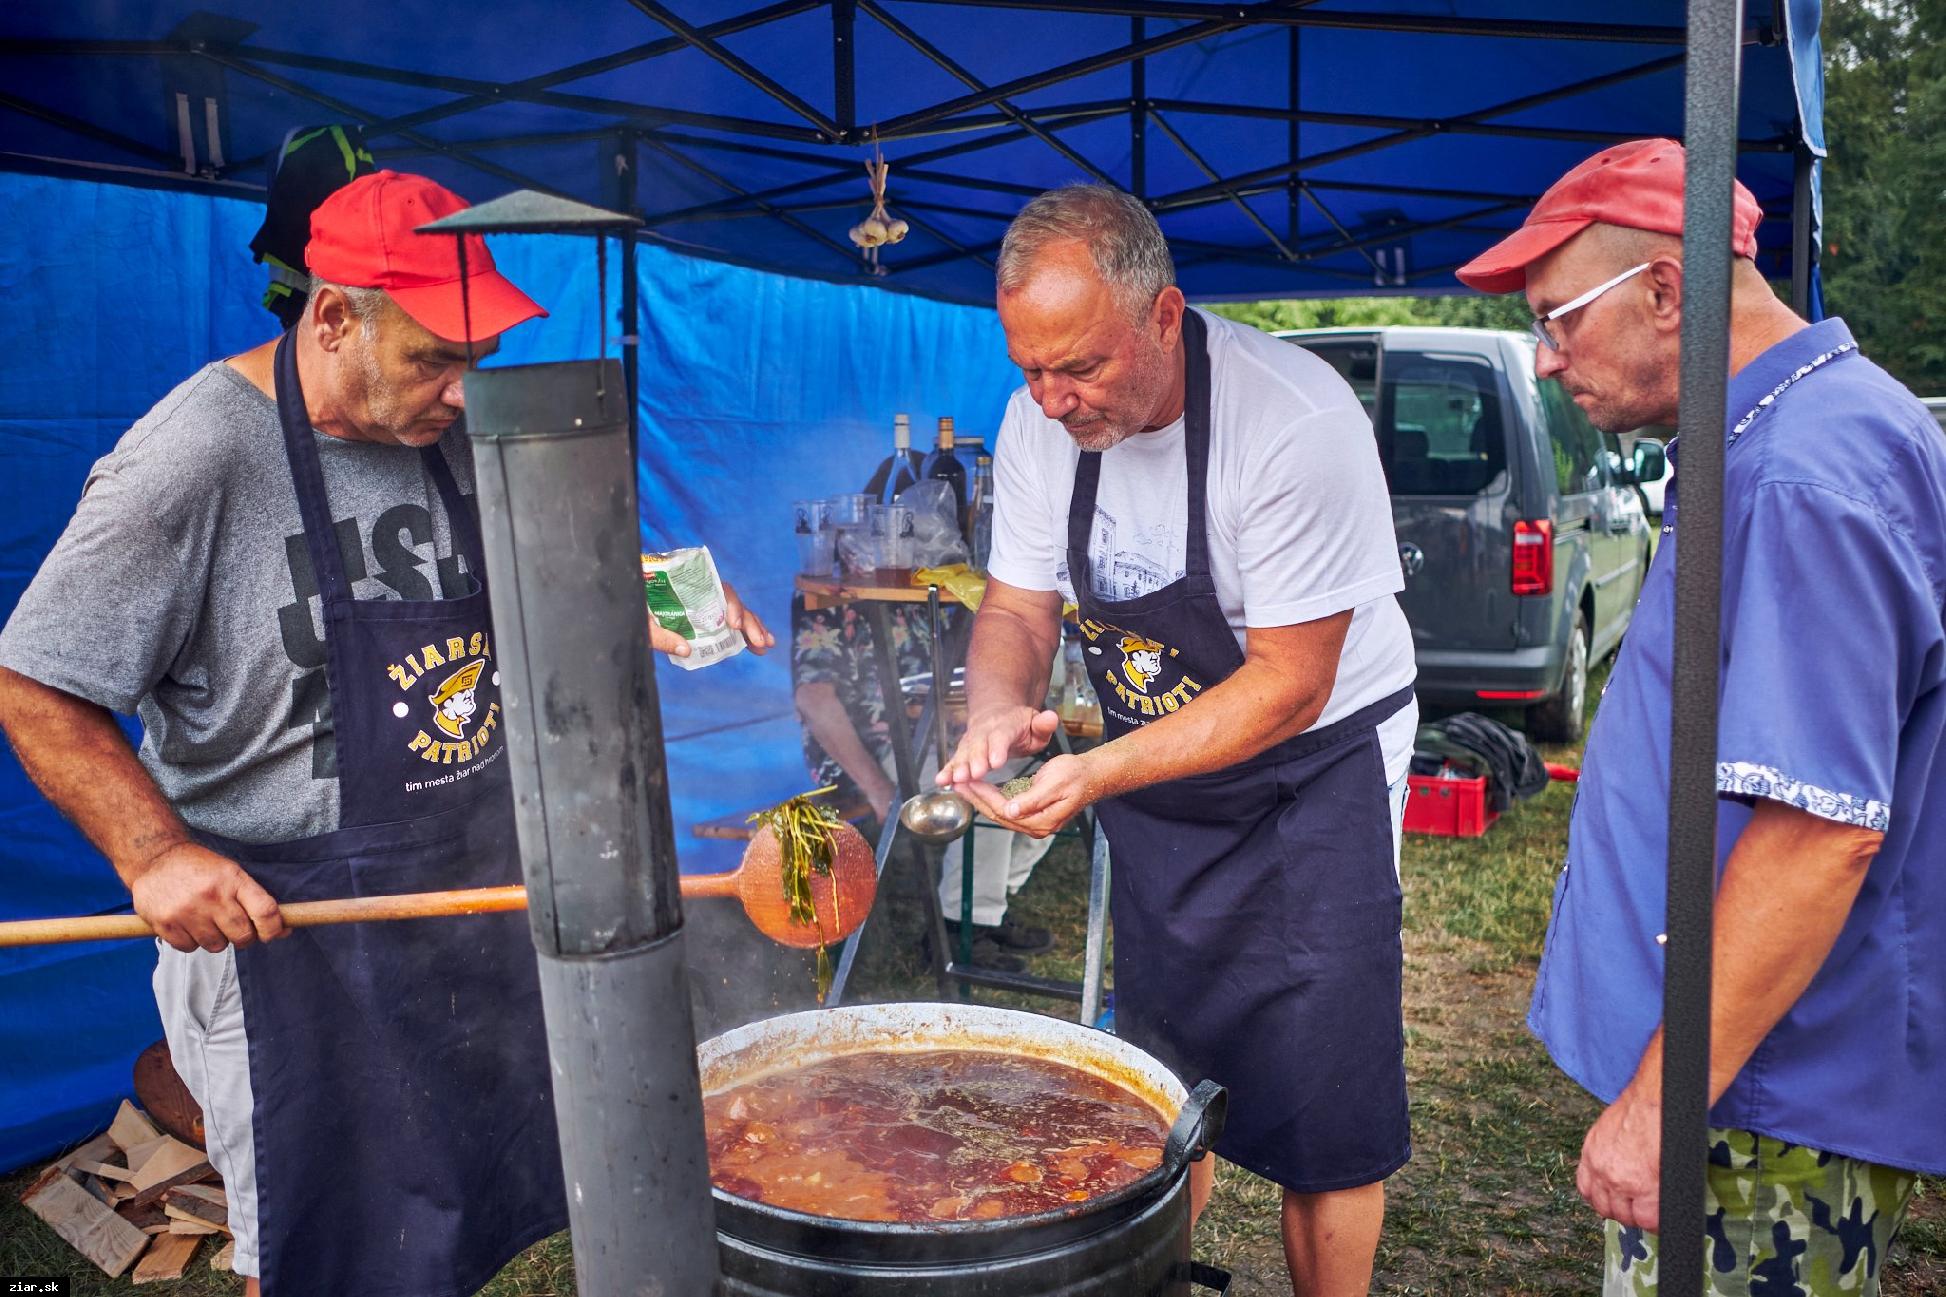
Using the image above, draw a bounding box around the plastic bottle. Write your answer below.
[967,453,994,570]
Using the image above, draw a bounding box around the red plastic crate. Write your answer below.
[1403,773,1499,838]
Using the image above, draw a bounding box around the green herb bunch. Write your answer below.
[748,785,845,1000]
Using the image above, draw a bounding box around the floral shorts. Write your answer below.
[1604,1128,1916,1297]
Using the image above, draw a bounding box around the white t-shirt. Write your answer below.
[988,309,1418,781]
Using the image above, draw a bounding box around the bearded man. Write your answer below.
[938,184,1418,1297]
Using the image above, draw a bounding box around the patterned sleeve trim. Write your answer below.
[1716,761,1891,831]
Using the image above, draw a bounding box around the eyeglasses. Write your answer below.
[1529,262,1651,352]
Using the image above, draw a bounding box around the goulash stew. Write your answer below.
[705,1050,1171,1222]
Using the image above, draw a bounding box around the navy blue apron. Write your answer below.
[1069,309,1412,1194]
[200,331,566,1295]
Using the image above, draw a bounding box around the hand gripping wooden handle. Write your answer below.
[0,855,874,950]
[0,886,531,948]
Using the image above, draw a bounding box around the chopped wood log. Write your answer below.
[20,1167,150,1277]
[165,1213,221,1235]
[135,1040,207,1150]
[121,1134,173,1174]
[109,1100,162,1154]
[125,1138,214,1208]
[131,1232,201,1283]
[116,1199,171,1231]
[55,1131,122,1175]
[77,1159,136,1182]
[210,1238,236,1271]
[141,1222,171,1235]
[165,1183,228,1227]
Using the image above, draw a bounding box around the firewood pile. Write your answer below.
[17,1100,236,1282]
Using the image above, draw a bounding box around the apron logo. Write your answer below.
[389,634,501,767]
[1074,620,1206,721]
[1118,635,1166,694]
[428,660,484,738]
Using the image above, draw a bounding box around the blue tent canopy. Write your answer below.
[2,0,1824,303]
[0,1,1826,1174]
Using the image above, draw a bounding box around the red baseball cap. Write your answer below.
[1455,138,1762,294]
[305,170,546,343]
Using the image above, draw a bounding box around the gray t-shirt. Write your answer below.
[0,361,477,844]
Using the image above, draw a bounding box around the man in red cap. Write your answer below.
[1459,139,1943,1295]
[0,170,770,1295]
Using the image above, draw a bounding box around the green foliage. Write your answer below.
[1206,293,1531,335]
[1820,0,1946,392]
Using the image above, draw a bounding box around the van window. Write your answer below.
[1287,340,1505,496]
[1538,380,1604,495]
[1381,354,1506,496]
[1293,340,1378,422]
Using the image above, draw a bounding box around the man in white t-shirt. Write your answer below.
[938,185,1416,1296]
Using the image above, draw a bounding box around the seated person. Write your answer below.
[790,595,1053,971]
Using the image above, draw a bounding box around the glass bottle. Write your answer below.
[863,413,922,504]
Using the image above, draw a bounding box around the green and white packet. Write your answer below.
[641,546,746,671]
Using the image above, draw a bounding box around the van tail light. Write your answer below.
[1512,519,1553,595]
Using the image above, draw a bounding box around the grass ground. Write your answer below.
[5,659,1941,1294]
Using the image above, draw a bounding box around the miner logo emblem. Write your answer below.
[428,659,485,739]
[1118,635,1166,694]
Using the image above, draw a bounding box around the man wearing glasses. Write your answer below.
[1459,138,1945,1296]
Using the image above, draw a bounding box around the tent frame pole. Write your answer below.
[871,0,1318,138]
[1791,144,1814,317]
[1152,53,1685,213]
[1286,26,1300,244]
[214,38,829,149]
[1130,17,1146,199]
[1662,1,1741,1293]
[832,0,856,136]
[892,0,1770,46]
[640,133,873,268]
[349,0,823,149]
[194,47,573,201]
[614,132,642,470]
[624,0,843,139]
[0,88,182,168]
[858,0,1118,184]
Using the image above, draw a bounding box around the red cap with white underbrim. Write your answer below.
[1455,138,1762,295]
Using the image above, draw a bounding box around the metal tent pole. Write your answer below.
[1791,144,1814,318]
[1130,18,1146,198]
[614,133,643,471]
[1662,0,1743,1291]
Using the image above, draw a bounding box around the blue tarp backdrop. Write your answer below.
[0,169,1022,1172]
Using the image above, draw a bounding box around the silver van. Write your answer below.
[1277,327,1662,742]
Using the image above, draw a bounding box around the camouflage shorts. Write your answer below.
[1604,1128,1916,1297]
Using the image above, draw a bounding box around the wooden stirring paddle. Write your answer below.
[0,830,877,951]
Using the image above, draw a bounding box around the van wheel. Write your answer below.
[1529,610,1588,744]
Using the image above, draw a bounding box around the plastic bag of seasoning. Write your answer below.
[641,547,746,671]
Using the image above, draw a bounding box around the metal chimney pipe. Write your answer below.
[465,358,720,1297]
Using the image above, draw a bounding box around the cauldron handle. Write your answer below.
[1162,1079,1227,1178]
[1176,1261,1233,1293]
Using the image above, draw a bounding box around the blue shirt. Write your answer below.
[1530,318,1946,1174]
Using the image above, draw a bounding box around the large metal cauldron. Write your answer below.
[698,1003,1231,1296]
